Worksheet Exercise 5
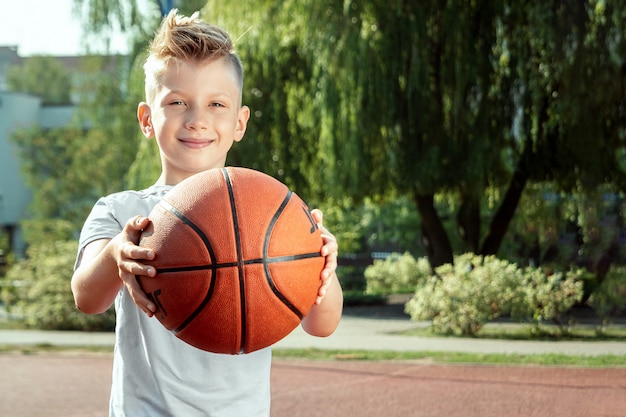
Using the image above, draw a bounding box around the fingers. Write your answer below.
[310,209,338,257]
[310,208,339,305]
[117,246,157,316]
[310,208,323,224]
[115,216,157,316]
[123,215,152,245]
[315,270,336,305]
[119,267,157,317]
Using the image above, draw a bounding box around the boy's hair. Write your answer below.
[143,9,244,104]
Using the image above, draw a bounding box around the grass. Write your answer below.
[0,344,623,367]
[396,322,626,341]
[272,348,626,368]
[0,343,113,355]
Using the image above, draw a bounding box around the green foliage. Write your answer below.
[320,196,422,256]
[317,198,367,256]
[124,52,163,190]
[72,55,142,194]
[125,138,162,190]
[0,230,10,269]
[7,56,72,104]
[364,253,431,296]
[10,127,99,227]
[511,268,585,328]
[322,197,423,292]
[360,197,422,253]
[10,126,131,231]
[405,254,523,336]
[1,241,115,331]
[588,266,626,319]
[21,219,76,247]
[404,253,585,336]
[504,183,624,297]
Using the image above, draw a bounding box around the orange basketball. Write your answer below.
[137,167,324,354]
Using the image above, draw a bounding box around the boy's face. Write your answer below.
[138,57,249,185]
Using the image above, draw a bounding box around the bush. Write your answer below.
[364,252,431,295]
[2,240,115,331]
[511,267,585,330]
[404,253,522,336]
[404,253,585,336]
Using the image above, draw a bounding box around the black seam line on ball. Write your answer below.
[159,199,218,335]
[156,262,237,273]
[222,168,247,354]
[263,191,306,320]
[155,253,321,274]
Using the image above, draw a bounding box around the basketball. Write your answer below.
[137,167,324,354]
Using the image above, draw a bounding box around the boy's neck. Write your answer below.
[154,174,168,186]
[153,168,225,187]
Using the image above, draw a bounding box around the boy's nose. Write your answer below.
[185,108,209,130]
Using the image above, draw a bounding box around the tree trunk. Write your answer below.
[457,195,480,253]
[480,147,531,256]
[413,190,454,268]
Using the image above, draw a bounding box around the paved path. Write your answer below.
[276,315,626,356]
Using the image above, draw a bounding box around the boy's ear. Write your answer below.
[234,105,250,143]
[137,102,154,138]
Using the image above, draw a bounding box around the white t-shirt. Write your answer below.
[76,185,272,417]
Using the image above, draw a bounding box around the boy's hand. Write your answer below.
[310,209,338,305]
[112,216,158,316]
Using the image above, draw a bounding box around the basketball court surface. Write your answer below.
[1,353,624,417]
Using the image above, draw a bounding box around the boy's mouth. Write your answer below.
[179,138,215,149]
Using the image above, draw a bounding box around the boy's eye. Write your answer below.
[170,100,185,106]
[209,102,224,108]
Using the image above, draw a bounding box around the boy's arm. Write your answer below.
[301,272,343,337]
[71,216,157,316]
[300,210,343,337]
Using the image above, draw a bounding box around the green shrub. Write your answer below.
[405,253,585,336]
[364,252,431,295]
[511,267,585,330]
[587,265,626,320]
[3,240,115,331]
[405,253,523,336]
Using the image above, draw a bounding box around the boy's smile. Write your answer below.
[178,137,215,149]
[137,57,250,185]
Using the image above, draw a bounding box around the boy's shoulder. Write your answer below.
[91,185,174,224]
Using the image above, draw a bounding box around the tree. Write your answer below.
[209,1,626,271]
[7,56,73,105]
[481,1,626,257]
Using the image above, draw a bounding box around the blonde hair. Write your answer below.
[143,9,243,104]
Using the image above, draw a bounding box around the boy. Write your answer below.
[71,10,343,417]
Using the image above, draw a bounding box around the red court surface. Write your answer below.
[1,353,625,417]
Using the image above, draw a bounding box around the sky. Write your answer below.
[0,0,128,56]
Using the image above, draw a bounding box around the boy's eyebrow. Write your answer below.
[161,89,237,101]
